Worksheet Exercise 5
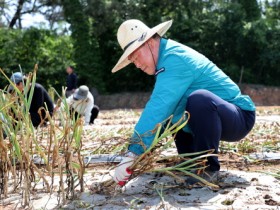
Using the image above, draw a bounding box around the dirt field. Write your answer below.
[1,107,280,209]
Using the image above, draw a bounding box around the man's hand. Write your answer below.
[113,152,137,186]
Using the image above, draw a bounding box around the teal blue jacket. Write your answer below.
[129,38,255,155]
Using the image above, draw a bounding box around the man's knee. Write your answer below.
[94,105,99,111]
[90,105,99,124]
[174,130,194,154]
[92,105,99,115]
[187,89,215,111]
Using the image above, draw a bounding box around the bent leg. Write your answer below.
[174,130,194,154]
[90,105,100,124]
[175,89,255,171]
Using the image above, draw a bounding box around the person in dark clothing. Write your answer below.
[9,72,54,127]
[28,83,54,127]
[66,66,78,97]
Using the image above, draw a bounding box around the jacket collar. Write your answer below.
[155,38,168,76]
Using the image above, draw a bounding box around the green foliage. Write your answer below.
[0,0,280,93]
[79,0,280,92]
[61,0,104,91]
[237,0,261,21]
[0,28,73,91]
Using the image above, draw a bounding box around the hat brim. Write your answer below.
[7,84,14,93]
[73,90,87,100]
[112,20,173,73]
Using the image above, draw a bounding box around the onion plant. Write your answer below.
[92,112,218,194]
[0,66,85,208]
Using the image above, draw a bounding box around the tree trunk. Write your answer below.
[9,0,25,28]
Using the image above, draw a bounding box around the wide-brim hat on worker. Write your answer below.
[73,85,89,100]
[112,19,173,73]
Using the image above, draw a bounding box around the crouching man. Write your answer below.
[111,19,256,185]
[65,85,99,125]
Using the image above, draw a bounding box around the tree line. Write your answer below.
[0,0,279,93]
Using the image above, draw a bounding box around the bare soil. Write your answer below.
[1,107,280,209]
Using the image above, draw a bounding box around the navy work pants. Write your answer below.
[90,105,99,124]
[174,90,255,171]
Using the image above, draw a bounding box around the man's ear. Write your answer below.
[148,38,154,46]
[149,37,159,48]
[18,82,24,88]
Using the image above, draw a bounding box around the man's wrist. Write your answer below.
[126,151,138,158]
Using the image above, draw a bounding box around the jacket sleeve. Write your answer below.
[128,54,194,155]
[29,87,42,126]
[43,89,54,116]
[29,87,45,127]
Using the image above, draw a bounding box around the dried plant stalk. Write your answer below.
[0,66,86,207]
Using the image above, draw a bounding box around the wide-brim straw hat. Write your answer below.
[112,19,173,73]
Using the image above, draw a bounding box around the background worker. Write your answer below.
[9,72,54,127]
[66,65,78,97]
[65,85,99,125]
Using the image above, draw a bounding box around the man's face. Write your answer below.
[66,67,73,74]
[128,42,156,75]
[16,82,24,92]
